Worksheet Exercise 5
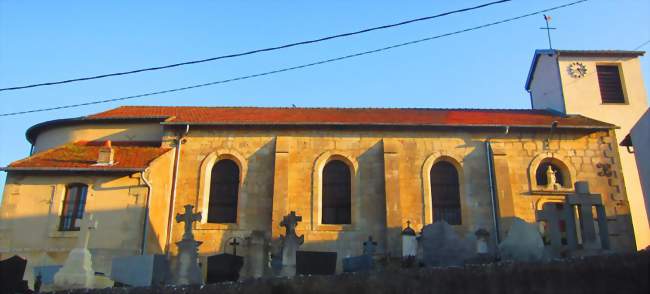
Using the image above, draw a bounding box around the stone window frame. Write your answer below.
[48,179,94,238]
[311,151,359,231]
[421,152,466,226]
[196,149,248,230]
[528,152,576,194]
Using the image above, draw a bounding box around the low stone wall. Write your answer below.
[53,251,649,294]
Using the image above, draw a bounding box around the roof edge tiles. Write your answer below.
[4,141,170,173]
[26,105,616,144]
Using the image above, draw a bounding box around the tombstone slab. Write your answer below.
[342,255,373,273]
[206,253,244,284]
[110,255,168,287]
[498,218,544,262]
[420,221,474,267]
[296,251,337,275]
[0,255,30,294]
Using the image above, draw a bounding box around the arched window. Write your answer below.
[322,160,351,224]
[207,159,240,223]
[536,160,566,188]
[59,184,88,231]
[430,161,461,225]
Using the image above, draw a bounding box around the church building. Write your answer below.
[0,49,647,281]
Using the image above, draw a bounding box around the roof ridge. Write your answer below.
[100,105,546,112]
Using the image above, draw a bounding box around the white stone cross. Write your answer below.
[79,214,98,249]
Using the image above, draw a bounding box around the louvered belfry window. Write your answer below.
[430,161,461,225]
[208,159,240,223]
[322,160,352,224]
[59,184,88,231]
[596,65,626,104]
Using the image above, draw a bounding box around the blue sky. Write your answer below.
[1,0,649,199]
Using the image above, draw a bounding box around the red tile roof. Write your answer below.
[4,141,170,172]
[85,106,614,129]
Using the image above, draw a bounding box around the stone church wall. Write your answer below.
[163,126,635,275]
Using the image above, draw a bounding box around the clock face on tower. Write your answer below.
[568,62,588,78]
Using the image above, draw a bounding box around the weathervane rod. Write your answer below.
[540,14,556,49]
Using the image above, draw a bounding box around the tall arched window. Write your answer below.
[430,161,461,225]
[322,160,351,224]
[536,160,566,188]
[59,183,88,231]
[208,159,240,223]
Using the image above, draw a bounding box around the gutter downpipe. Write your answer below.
[140,167,152,255]
[164,124,190,255]
[486,126,509,245]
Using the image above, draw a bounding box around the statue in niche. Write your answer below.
[546,165,561,190]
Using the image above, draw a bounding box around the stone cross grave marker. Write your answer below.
[536,203,578,253]
[363,236,377,255]
[174,204,203,285]
[279,211,304,277]
[229,237,241,256]
[54,214,102,290]
[566,181,609,250]
[176,204,201,240]
[76,213,98,249]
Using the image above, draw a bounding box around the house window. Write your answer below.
[322,160,351,224]
[536,160,566,188]
[430,161,461,225]
[59,184,88,231]
[596,65,625,103]
[207,159,240,223]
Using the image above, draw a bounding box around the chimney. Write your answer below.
[97,140,114,165]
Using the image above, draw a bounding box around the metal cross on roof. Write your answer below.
[540,15,557,49]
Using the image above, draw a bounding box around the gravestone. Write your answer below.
[206,254,244,284]
[498,217,544,262]
[53,214,109,289]
[419,221,474,267]
[0,255,30,294]
[362,236,378,255]
[342,255,373,273]
[536,202,578,257]
[566,181,609,251]
[110,255,168,287]
[33,265,63,286]
[244,231,266,278]
[296,251,338,275]
[343,236,377,273]
[173,204,203,285]
[279,211,304,277]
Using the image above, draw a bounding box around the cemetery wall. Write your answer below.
[53,251,649,294]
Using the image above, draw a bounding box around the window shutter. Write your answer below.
[596,65,625,103]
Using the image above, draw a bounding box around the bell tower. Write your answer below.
[525,49,649,249]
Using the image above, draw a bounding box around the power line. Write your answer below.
[633,39,650,50]
[0,0,512,92]
[0,0,589,118]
